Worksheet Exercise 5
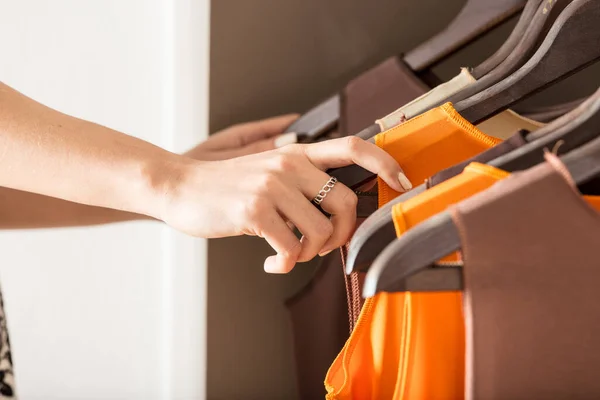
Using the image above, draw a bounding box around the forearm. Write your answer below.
[0,186,154,229]
[0,82,183,219]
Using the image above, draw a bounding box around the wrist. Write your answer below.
[139,153,201,221]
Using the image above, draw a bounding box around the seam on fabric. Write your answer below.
[350,271,361,328]
[398,293,412,399]
[340,246,355,334]
[440,102,501,147]
[337,297,375,397]
[466,163,510,180]
[392,204,409,238]
[544,151,576,187]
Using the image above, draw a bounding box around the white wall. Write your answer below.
[0,1,209,399]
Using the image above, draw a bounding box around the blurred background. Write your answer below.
[0,0,597,399]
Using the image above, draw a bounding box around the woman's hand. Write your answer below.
[0,80,409,274]
[160,136,411,274]
[184,114,300,161]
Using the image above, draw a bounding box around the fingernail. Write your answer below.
[264,256,283,274]
[318,249,334,257]
[398,172,413,191]
[274,132,298,148]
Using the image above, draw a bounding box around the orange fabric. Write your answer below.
[325,159,600,400]
[325,103,501,400]
[375,102,500,208]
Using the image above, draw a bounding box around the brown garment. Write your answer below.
[452,155,600,400]
[285,56,428,400]
[285,251,353,399]
[340,56,428,135]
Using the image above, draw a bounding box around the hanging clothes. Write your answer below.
[325,103,506,399]
[325,162,507,400]
[452,154,600,400]
[325,155,600,399]
[286,84,528,398]
[288,73,545,400]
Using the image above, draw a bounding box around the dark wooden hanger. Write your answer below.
[403,0,526,71]
[514,96,585,122]
[331,0,600,192]
[285,95,339,142]
[344,184,426,273]
[439,0,572,107]
[338,0,541,143]
[455,0,600,124]
[344,86,597,274]
[470,0,543,78]
[286,0,527,142]
[363,86,600,297]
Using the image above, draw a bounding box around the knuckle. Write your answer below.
[341,190,358,210]
[271,153,297,173]
[255,172,282,195]
[344,136,364,153]
[316,218,334,238]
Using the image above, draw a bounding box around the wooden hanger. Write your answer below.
[440,0,572,107]
[344,184,427,273]
[455,0,600,124]
[470,0,543,78]
[403,0,526,71]
[363,86,600,297]
[514,96,585,122]
[286,0,527,142]
[285,95,339,143]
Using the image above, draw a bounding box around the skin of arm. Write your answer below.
[0,82,297,229]
[0,82,191,222]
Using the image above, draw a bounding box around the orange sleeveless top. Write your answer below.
[325,102,501,400]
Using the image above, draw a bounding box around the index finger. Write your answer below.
[301,136,410,193]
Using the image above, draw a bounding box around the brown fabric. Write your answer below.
[340,56,428,135]
[286,56,429,400]
[427,130,528,188]
[284,252,350,400]
[452,157,600,400]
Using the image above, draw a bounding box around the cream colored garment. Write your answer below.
[375,69,545,138]
[477,108,544,139]
[376,68,475,131]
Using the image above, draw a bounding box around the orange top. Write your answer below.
[325,161,600,400]
[374,102,501,207]
[325,102,501,400]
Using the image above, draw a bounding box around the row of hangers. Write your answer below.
[331,0,600,190]
[294,0,600,296]
[287,0,529,140]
